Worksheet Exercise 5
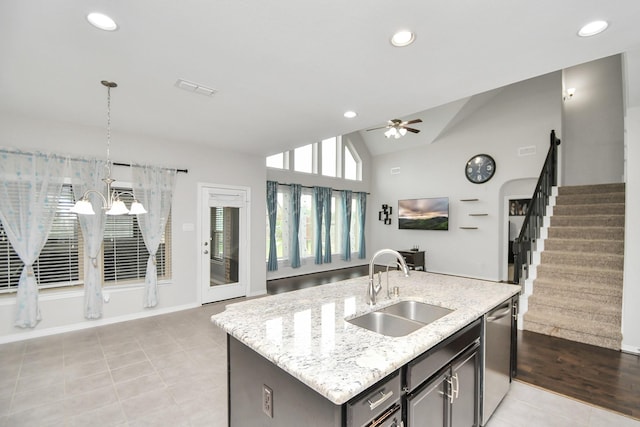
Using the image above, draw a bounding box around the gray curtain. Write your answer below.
[357,192,367,259]
[290,184,302,268]
[313,186,332,264]
[341,190,352,261]
[267,181,278,271]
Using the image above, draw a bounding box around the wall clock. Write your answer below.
[465,154,496,184]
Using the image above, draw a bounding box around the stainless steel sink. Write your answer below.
[347,311,425,337]
[347,300,453,337]
[379,300,453,325]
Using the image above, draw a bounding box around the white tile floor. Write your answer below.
[0,301,638,427]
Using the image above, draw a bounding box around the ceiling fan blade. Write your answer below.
[366,125,390,131]
[404,119,423,125]
[404,127,420,133]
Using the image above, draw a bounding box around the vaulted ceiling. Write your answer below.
[1,1,639,157]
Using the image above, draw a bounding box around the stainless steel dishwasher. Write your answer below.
[480,298,513,426]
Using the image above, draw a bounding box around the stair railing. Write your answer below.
[512,130,561,284]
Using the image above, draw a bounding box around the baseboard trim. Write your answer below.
[621,343,640,355]
[0,302,200,344]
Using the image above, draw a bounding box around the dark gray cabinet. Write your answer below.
[406,344,479,427]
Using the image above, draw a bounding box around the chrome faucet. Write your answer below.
[368,249,410,305]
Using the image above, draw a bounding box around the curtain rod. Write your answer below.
[0,148,188,174]
[112,162,188,174]
[274,181,369,194]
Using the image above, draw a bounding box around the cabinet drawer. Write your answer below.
[346,371,401,427]
[406,319,481,392]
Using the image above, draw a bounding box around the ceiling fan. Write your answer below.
[366,118,422,139]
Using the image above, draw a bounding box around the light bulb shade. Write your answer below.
[129,201,147,215]
[70,199,96,215]
[106,200,129,215]
[384,128,395,138]
[399,128,407,137]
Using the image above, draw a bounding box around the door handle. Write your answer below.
[452,373,459,399]
[203,250,209,254]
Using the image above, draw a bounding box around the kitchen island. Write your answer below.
[211,271,520,426]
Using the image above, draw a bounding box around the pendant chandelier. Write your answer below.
[71,80,147,216]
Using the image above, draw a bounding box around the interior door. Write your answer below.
[200,185,249,303]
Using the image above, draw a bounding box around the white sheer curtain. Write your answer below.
[69,158,107,319]
[0,151,67,328]
[132,164,177,308]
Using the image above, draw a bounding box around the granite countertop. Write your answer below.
[211,271,520,405]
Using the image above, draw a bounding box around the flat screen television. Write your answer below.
[398,197,449,230]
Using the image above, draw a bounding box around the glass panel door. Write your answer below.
[200,185,248,303]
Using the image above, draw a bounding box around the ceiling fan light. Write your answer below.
[384,128,395,138]
[391,31,416,47]
[399,128,407,137]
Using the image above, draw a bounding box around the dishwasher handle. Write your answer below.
[487,303,511,322]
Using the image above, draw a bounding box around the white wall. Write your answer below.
[622,49,640,354]
[0,113,267,342]
[370,72,562,281]
[562,55,625,185]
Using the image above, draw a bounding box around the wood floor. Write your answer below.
[516,329,640,420]
[268,267,640,420]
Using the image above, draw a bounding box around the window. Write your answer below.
[266,153,285,169]
[294,144,314,173]
[266,187,362,267]
[344,142,360,181]
[321,137,337,177]
[211,207,224,261]
[0,185,171,293]
[266,136,361,181]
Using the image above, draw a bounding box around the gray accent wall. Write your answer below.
[562,55,625,185]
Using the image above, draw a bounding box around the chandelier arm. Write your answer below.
[80,189,108,208]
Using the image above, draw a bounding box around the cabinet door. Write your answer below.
[450,347,479,427]
[406,371,448,427]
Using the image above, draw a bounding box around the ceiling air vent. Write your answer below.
[175,79,217,97]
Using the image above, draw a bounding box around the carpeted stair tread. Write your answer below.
[533,277,622,298]
[555,192,625,205]
[550,215,625,228]
[523,311,622,342]
[547,226,624,240]
[540,250,624,270]
[532,283,622,304]
[535,264,623,287]
[543,238,624,255]
[552,203,625,216]
[523,313,621,350]
[528,294,622,322]
[557,183,625,195]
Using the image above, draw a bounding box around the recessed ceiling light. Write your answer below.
[391,30,416,47]
[578,20,608,37]
[87,12,118,31]
[344,111,357,119]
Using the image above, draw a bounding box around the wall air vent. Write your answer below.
[175,79,217,96]
[518,146,536,156]
[390,167,401,175]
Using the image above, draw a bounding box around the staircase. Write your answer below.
[523,183,625,350]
